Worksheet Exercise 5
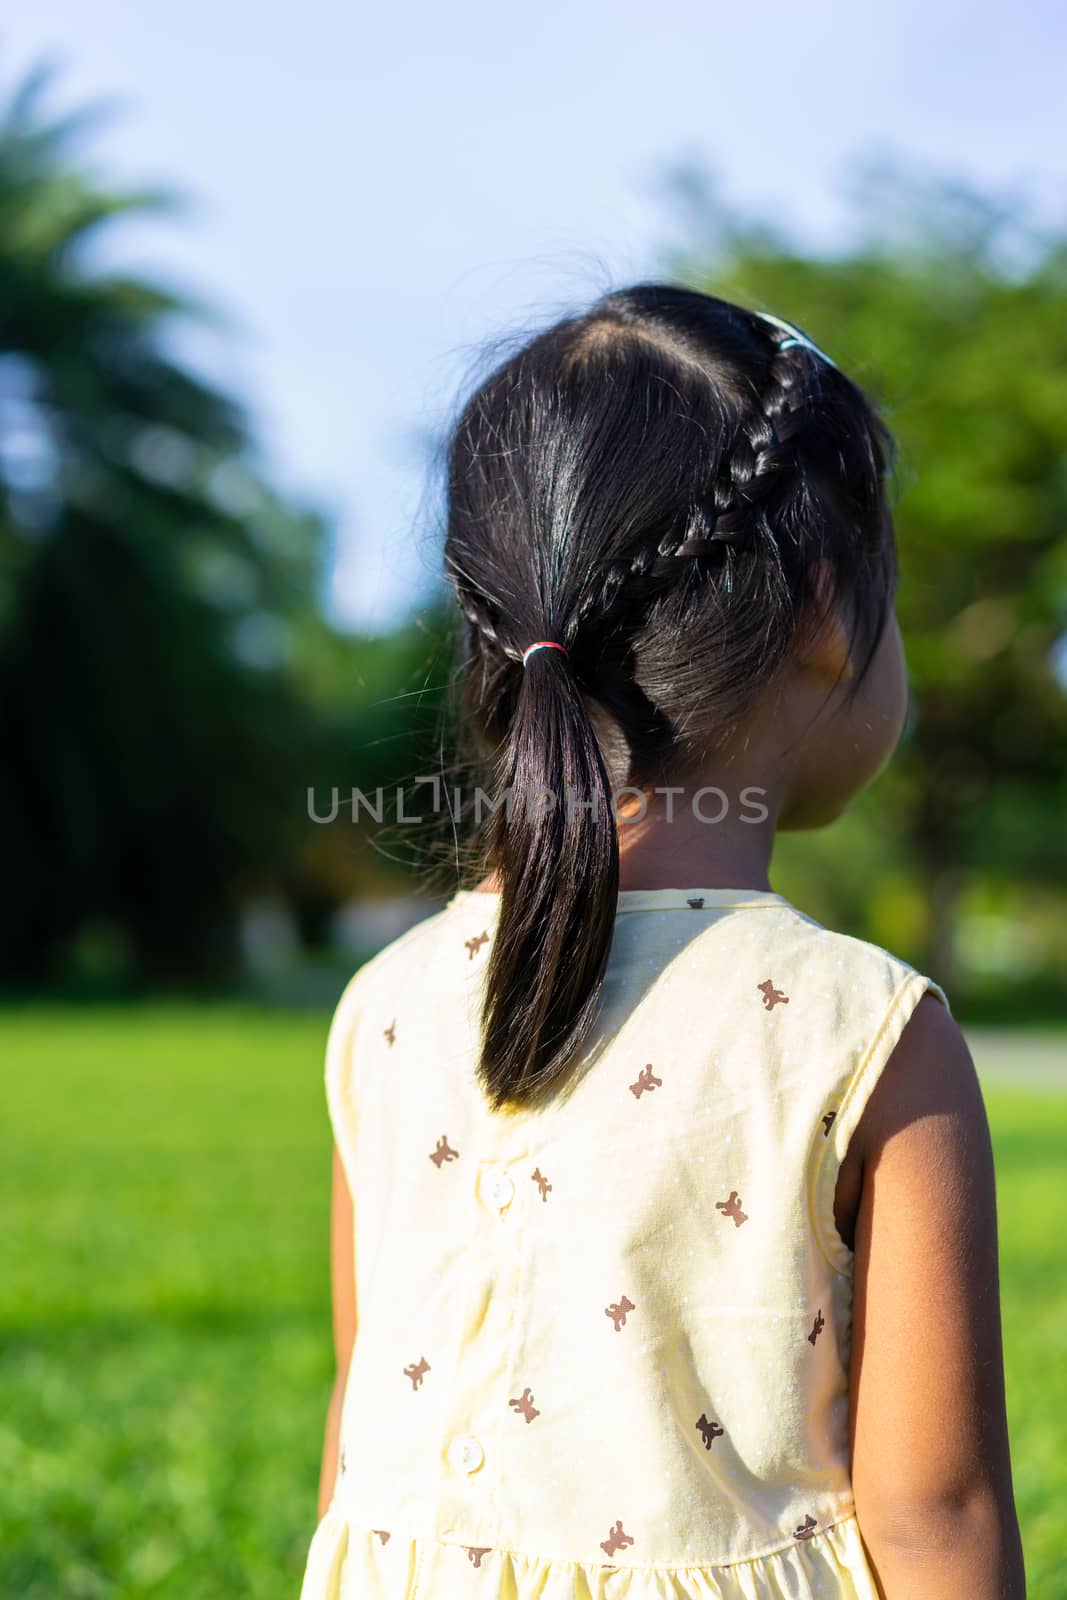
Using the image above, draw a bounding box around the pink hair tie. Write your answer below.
[521,639,570,667]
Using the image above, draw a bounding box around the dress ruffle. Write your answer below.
[299,1504,882,1599]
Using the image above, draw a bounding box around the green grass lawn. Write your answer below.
[1,1006,1064,1598]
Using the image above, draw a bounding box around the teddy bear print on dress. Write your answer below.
[695,1413,725,1448]
[822,1110,836,1136]
[629,1063,662,1097]
[600,1520,635,1557]
[715,1190,748,1226]
[403,1357,430,1389]
[530,1167,552,1201]
[808,1309,825,1345]
[465,1546,492,1567]
[429,1135,458,1167]
[464,930,489,959]
[794,1515,818,1541]
[757,979,789,1011]
[383,1019,396,1046]
[508,1387,539,1422]
[606,1294,635,1331]
[371,1530,391,1544]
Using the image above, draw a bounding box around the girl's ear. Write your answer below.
[794,559,855,685]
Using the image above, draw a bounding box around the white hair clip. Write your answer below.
[753,309,839,371]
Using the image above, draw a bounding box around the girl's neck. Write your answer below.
[473,780,780,895]
[615,808,775,893]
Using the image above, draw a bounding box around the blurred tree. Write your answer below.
[0,61,342,988]
[662,154,1067,990]
[280,598,457,947]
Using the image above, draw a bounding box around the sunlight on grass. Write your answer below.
[1,1008,1064,1597]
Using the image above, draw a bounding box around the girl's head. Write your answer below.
[441,282,905,1110]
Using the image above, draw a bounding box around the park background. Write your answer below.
[1,3,1065,1596]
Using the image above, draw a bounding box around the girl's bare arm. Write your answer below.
[317,1142,357,1520]
[848,993,1026,1597]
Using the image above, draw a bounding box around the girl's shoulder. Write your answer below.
[329,896,471,1017]
[324,894,495,1079]
[753,897,952,1015]
[650,895,951,1046]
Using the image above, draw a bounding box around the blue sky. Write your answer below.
[2,1,1064,631]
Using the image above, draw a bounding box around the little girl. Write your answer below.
[298,284,1025,1598]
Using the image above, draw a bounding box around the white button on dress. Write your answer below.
[483,1172,514,1209]
[447,1434,485,1473]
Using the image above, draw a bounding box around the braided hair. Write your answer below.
[441,283,897,1111]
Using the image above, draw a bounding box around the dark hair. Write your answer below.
[441,282,897,1113]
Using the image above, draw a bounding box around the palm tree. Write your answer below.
[0,60,329,988]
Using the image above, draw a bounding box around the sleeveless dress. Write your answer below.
[297,885,948,1599]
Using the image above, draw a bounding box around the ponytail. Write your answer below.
[477,636,618,1110]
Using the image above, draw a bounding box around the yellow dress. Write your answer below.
[298,886,948,1599]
